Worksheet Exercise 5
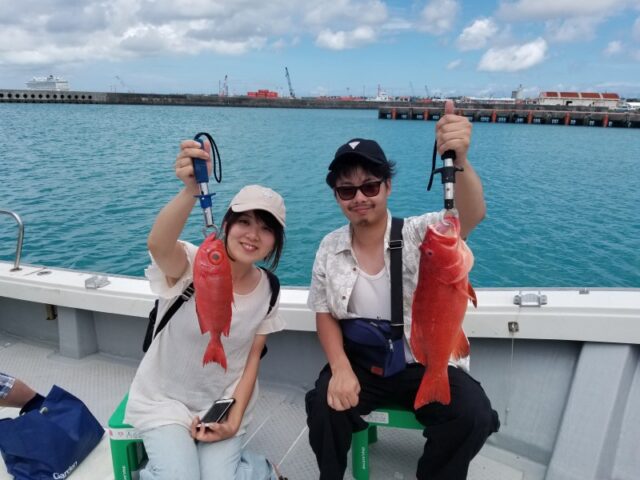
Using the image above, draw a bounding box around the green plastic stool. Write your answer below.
[108,393,147,480]
[351,405,424,480]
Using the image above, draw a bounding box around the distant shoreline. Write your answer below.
[0,88,632,113]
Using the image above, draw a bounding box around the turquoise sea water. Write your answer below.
[1,103,639,288]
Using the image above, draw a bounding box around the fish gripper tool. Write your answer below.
[192,132,222,237]
[427,142,464,211]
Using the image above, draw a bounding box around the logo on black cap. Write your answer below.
[329,138,388,170]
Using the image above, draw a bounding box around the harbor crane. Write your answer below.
[285,67,296,99]
[220,75,229,97]
[114,76,131,93]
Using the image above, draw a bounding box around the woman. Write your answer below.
[125,139,287,480]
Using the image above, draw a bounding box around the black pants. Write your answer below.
[305,363,500,480]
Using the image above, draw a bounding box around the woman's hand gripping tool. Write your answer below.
[191,132,222,237]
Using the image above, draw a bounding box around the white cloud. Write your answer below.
[419,0,460,35]
[271,39,287,50]
[497,0,631,21]
[315,27,376,50]
[0,0,390,67]
[545,17,602,42]
[382,17,413,31]
[447,59,462,69]
[596,81,640,89]
[457,18,498,51]
[633,17,640,42]
[604,41,623,56]
[305,0,387,26]
[478,37,547,72]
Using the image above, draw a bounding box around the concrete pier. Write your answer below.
[0,89,389,110]
[1,89,638,128]
[378,106,640,128]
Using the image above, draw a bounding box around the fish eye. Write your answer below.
[208,251,223,265]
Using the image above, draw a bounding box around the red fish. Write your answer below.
[193,233,233,369]
[410,215,477,408]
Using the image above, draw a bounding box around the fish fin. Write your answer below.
[409,329,427,367]
[451,329,470,360]
[412,348,427,368]
[195,304,208,335]
[468,283,477,308]
[202,335,227,370]
[223,302,234,337]
[222,321,231,337]
[414,367,451,409]
[453,281,478,307]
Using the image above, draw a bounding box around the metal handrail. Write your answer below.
[0,210,24,271]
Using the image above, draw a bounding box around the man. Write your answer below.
[0,372,44,414]
[305,100,500,479]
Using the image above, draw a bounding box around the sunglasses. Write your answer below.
[334,180,383,201]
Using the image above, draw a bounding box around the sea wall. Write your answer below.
[2,88,637,116]
[0,89,107,103]
[0,89,379,109]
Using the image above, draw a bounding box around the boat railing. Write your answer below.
[0,210,24,271]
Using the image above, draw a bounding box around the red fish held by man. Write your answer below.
[193,232,233,369]
[411,214,477,408]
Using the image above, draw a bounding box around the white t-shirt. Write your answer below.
[125,241,285,434]
[347,267,415,363]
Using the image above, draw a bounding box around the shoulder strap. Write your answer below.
[258,267,281,360]
[152,282,194,342]
[389,217,404,327]
[259,267,280,314]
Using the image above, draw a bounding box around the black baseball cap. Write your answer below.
[328,138,389,170]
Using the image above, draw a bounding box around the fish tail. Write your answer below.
[202,335,227,370]
[414,369,451,409]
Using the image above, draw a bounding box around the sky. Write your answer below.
[1,0,640,99]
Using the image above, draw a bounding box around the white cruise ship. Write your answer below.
[26,75,70,91]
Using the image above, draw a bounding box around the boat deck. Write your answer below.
[0,333,540,480]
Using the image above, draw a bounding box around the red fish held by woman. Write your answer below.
[193,232,233,368]
[411,215,477,408]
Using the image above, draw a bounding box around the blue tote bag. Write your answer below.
[0,385,104,480]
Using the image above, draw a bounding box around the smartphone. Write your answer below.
[200,398,235,425]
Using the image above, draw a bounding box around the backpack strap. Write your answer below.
[257,267,280,359]
[389,217,404,331]
[155,282,194,338]
[142,282,194,352]
[259,266,280,315]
